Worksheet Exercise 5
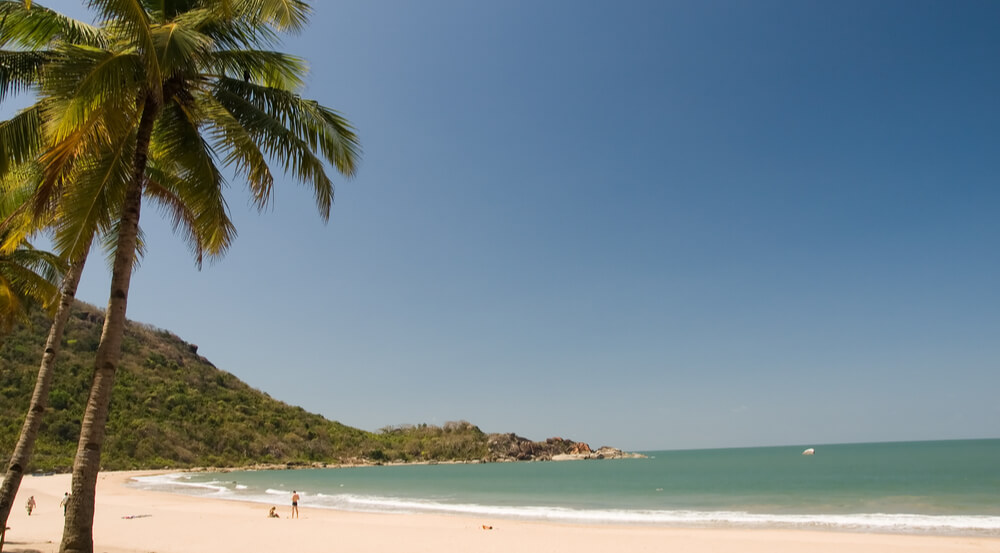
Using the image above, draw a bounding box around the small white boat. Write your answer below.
[802,448,815,455]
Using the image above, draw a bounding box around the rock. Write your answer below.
[484,434,634,462]
[76,311,103,323]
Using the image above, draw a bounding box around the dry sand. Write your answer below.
[3,471,998,553]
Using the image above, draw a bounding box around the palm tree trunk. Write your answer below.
[58,93,158,553]
[0,251,89,553]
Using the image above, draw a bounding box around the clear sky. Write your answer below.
[8,0,1000,451]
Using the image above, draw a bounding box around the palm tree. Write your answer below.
[4,2,359,552]
[0,8,96,532]
[0,166,79,553]
[0,2,242,546]
[0,163,234,550]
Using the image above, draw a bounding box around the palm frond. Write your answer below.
[151,18,211,76]
[40,44,143,144]
[33,46,142,218]
[0,104,42,176]
[178,8,280,50]
[197,91,274,205]
[212,77,361,219]
[0,1,107,49]
[145,169,236,268]
[299,100,360,177]
[85,0,162,98]
[148,101,235,260]
[0,50,50,101]
[0,236,64,323]
[50,128,135,263]
[35,116,103,218]
[0,277,29,331]
[0,161,37,215]
[0,162,47,253]
[5,244,64,289]
[203,49,305,89]
[213,80,330,216]
[233,0,310,33]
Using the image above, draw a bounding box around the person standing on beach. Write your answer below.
[291,491,300,518]
[60,492,70,515]
[25,496,36,516]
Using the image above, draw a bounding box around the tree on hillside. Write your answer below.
[0,2,359,552]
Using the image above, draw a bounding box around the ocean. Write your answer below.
[129,439,1000,536]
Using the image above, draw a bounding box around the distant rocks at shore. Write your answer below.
[485,434,644,463]
[550,446,643,461]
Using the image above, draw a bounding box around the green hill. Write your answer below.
[1,303,611,472]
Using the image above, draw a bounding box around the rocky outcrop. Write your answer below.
[75,311,103,324]
[484,434,642,462]
[485,433,538,461]
[592,446,637,459]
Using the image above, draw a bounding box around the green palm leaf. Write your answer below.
[198,92,274,206]
[40,44,143,144]
[0,50,50,101]
[145,167,236,267]
[212,77,360,218]
[234,0,311,33]
[203,49,305,88]
[152,17,211,76]
[0,1,106,49]
[86,0,162,98]
[148,100,235,259]
[0,105,41,175]
[50,129,135,263]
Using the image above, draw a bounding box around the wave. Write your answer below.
[317,495,1000,535]
[130,473,230,495]
[127,474,1000,536]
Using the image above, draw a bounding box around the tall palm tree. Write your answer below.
[0,3,241,546]
[0,166,79,553]
[0,6,103,538]
[0,162,233,552]
[8,2,359,553]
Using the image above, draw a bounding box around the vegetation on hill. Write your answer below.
[1,303,603,472]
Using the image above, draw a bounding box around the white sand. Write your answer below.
[4,471,998,553]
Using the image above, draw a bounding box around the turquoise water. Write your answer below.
[131,439,1000,535]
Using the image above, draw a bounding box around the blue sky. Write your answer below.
[9,0,1000,451]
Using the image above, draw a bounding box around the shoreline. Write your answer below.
[4,471,999,553]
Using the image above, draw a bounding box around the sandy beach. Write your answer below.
[3,471,997,553]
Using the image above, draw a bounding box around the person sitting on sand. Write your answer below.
[268,506,279,518]
[25,496,36,516]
